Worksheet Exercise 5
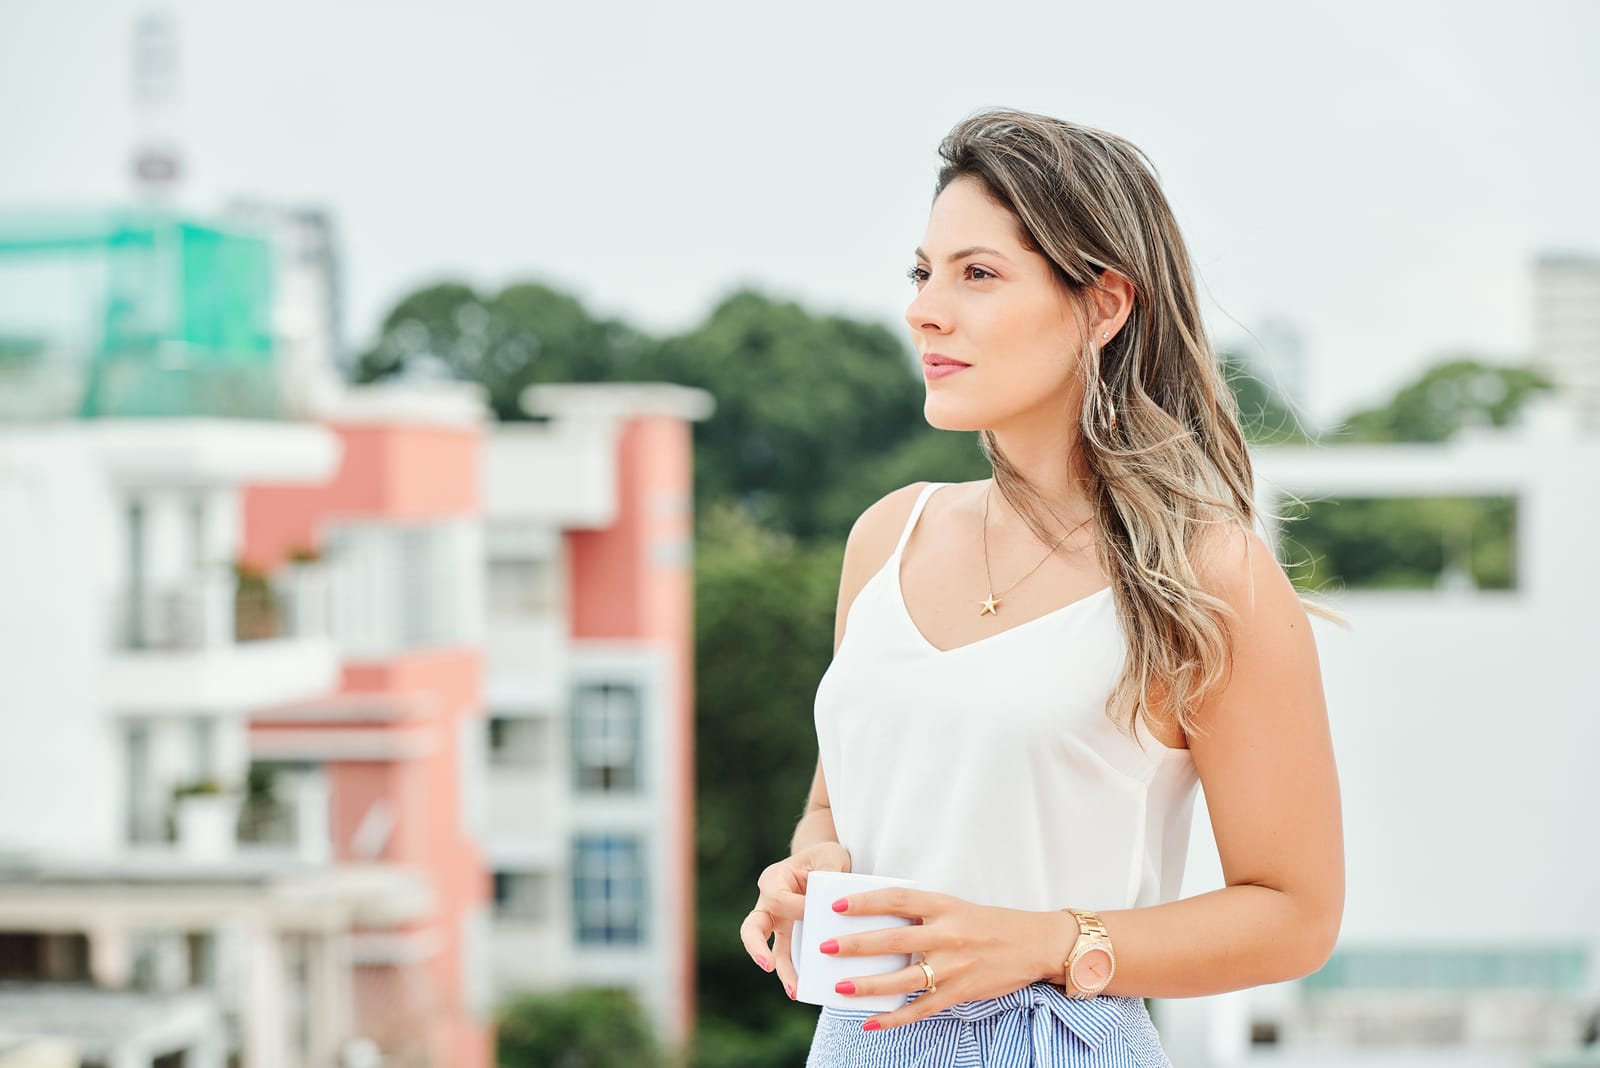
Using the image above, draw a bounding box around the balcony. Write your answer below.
[486,613,568,711]
[106,564,338,713]
[487,754,567,856]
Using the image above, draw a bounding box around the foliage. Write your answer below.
[688,1012,819,1068]
[1330,357,1552,444]
[244,763,278,806]
[1279,495,1518,592]
[1218,349,1310,445]
[496,988,663,1068]
[171,778,225,799]
[1279,357,1550,593]
[652,290,927,540]
[692,501,843,1038]
[352,281,655,421]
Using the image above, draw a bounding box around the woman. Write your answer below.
[738,108,1344,1066]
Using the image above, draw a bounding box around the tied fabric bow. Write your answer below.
[833,982,1133,1066]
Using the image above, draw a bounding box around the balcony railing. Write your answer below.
[235,777,331,863]
[112,564,330,652]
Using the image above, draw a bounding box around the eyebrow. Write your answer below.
[913,245,1014,263]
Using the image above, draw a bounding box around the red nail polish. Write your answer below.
[785,984,795,999]
[863,1020,881,1032]
[756,955,769,970]
[835,980,856,995]
[832,898,849,913]
[819,939,839,955]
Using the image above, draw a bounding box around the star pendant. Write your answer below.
[978,595,1001,617]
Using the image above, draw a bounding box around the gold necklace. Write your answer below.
[979,484,1095,617]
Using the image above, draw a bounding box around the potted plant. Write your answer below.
[282,543,330,637]
[171,778,243,860]
[232,559,280,641]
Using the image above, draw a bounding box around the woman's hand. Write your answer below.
[738,841,852,1000]
[823,885,1068,1031]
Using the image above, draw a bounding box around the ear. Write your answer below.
[1089,270,1136,343]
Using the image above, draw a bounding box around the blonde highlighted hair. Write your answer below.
[935,108,1333,740]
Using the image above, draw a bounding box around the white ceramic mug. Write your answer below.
[788,869,922,1012]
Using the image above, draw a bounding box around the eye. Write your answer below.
[906,264,997,286]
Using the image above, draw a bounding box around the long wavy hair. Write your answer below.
[935,108,1333,741]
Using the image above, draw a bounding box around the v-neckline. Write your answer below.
[892,548,1114,657]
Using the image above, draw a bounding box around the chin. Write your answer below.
[923,398,988,433]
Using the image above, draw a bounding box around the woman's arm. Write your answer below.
[1014,521,1345,995]
[791,760,846,858]
[787,482,931,859]
[740,483,932,987]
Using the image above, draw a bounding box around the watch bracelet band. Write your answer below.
[1059,907,1116,999]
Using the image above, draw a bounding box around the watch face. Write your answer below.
[1070,946,1114,991]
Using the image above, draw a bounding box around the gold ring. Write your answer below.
[916,959,937,994]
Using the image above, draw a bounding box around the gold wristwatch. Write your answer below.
[1060,908,1116,999]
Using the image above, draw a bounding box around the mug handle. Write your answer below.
[789,918,804,979]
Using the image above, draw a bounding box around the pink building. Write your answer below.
[481,383,712,1046]
[243,409,491,1068]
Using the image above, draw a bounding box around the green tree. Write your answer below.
[352,281,654,421]
[496,987,663,1068]
[1280,357,1552,592]
[1333,357,1552,444]
[691,501,840,1053]
[689,1013,820,1068]
[1218,349,1310,445]
[1279,495,1519,593]
[653,290,926,541]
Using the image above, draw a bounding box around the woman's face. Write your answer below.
[905,175,1086,434]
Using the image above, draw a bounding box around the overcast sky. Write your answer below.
[2,0,1595,425]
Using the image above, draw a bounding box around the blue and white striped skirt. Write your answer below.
[805,982,1172,1067]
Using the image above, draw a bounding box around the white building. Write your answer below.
[1159,398,1600,1067]
[0,420,427,1067]
[480,383,712,1046]
[1535,255,1600,426]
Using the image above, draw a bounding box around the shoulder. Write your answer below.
[831,482,940,651]
[1185,515,1323,722]
[1189,516,1294,627]
[844,482,932,559]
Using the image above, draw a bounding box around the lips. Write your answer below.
[922,353,971,367]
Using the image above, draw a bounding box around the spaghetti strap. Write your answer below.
[891,482,949,558]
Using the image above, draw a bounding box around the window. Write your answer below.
[493,870,552,921]
[489,715,549,768]
[487,557,557,619]
[571,683,642,793]
[572,835,644,945]
[190,716,216,782]
[125,721,162,844]
[326,521,482,654]
[1277,495,1520,593]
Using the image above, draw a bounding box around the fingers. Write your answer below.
[832,960,929,1000]
[817,923,923,960]
[771,925,800,1000]
[755,886,806,923]
[831,887,942,920]
[738,905,777,972]
[836,959,948,1032]
[862,987,946,1032]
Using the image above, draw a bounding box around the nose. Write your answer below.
[904,283,951,338]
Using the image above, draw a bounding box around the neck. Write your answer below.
[987,409,1097,533]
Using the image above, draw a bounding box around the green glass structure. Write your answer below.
[1304,946,1587,992]
[0,209,283,419]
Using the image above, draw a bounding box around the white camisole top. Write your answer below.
[813,482,1202,913]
